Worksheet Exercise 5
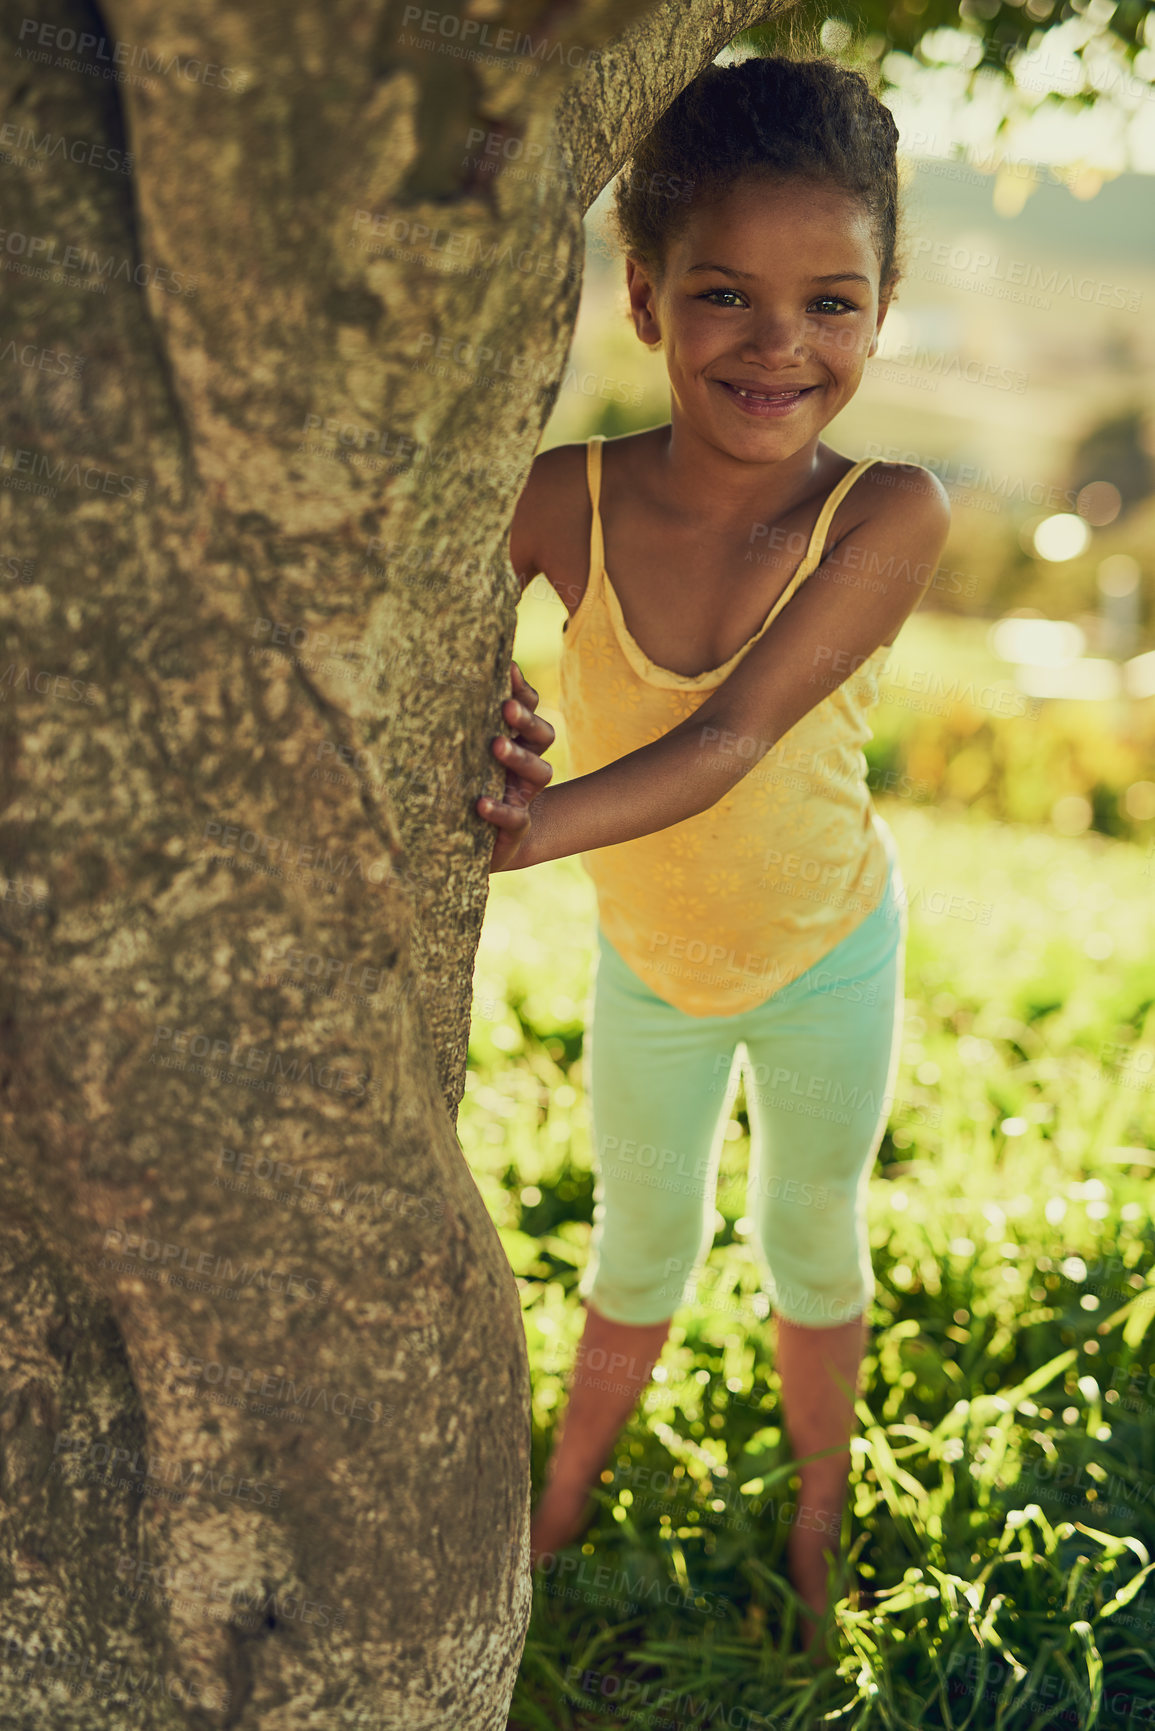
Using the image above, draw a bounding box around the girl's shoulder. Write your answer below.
[510,431,658,615]
[508,441,588,613]
[817,449,951,561]
[848,452,952,520]
[814,453,952,608]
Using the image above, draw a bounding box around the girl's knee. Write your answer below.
[749,1171,834,1212]
[592,1223,711,1318]
[755,1195,870,1323]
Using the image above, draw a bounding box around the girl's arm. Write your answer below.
[476,448,568,870]
[498,462,950,871]
[481,661,556,872]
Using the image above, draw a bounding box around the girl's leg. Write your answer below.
[773,1310,867,1646]
[530,1303,672,1560]
[532,928,741,1560]
[741,859,907,1645]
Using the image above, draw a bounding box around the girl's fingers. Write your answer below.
[476,794,530,830]
[518,712,555,752]
[510,661,538,708]
[492,736,553,785]
[502,699,555,751]
[517,755,553,791]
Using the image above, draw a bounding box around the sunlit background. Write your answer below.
[465,12,1155,1721]
[526,49,1155,842]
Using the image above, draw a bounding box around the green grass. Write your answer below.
[462,802,1155,1731]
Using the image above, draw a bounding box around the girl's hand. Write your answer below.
[477,661,556,872]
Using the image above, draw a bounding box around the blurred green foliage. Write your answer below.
[738,0,1151,81]
[464,804,1155,1729]
[865,620,1155,841]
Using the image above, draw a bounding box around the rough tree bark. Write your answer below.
[0,0,783,1725]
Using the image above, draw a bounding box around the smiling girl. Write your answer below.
[477,53,951,1651]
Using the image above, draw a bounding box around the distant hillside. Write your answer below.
[905,162,1155,267]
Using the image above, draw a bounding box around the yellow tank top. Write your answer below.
[557,434,895,1017]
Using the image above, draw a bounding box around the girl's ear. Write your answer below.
[867,291,892,360]
[625,255,663,349]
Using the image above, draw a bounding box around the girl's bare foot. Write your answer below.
[791,1550,851,1665]
[793,1574,831,1660]
[529,1478,597,1563]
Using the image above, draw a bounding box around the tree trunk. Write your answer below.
[0,0,782,1724]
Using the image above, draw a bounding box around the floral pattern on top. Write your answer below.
[557,437,895,1016]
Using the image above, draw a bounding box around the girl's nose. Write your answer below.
[737,310,809,365]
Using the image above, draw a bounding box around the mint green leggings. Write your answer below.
[578,823,907,1329]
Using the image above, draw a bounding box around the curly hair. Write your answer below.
[609,53,906,302]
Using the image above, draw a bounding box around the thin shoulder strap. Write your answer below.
[801,457,880,575]
[586,435,605,581]
[766,457,881,623]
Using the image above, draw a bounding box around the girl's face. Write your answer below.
[625,175,890,458]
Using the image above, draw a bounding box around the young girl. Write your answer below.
[477,53,951,1649]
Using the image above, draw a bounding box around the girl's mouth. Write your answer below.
[714,380,817,418]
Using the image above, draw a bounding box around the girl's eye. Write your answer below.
[696,288,746,308]
[696,289,859,314]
